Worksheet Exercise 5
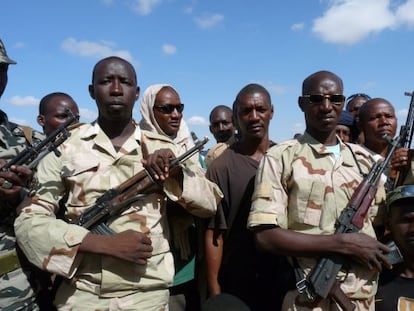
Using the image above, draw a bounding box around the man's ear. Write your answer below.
[88,85,95,100]
[37,115,45,127]
[135,86,140,101]
[298,96,305,112]
[232,115,239,134]
[384,215,392,234]
[356,118,363,132]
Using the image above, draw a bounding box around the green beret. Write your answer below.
[0,39,16,65]
[387,185,414,211]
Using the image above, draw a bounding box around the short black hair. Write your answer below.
[39,92,74,114]
[233,83,271,114]
[209,105,232,122]
[358,97,394,122]
[302,70,343,95]
[91,56,137,84]
[345,93,371,111]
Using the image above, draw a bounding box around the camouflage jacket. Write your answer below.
[248,132,386,302]
[204,136,236,167]
[0,110,44,223]
[14,122,221,298]
[0,109,44,310]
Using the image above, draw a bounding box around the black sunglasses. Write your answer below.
[153,103,184,114]
[302,94,345,105]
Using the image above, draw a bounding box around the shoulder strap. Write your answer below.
[19,125,33,145]
[344,143,365,177]
[9,122,34,145]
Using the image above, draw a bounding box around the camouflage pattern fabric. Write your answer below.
[248,132,386,310]
[54,280,170,311]
[14,122,221,309]
[0,110,44,310]
[204,142,229,167]
[204,136,236,167]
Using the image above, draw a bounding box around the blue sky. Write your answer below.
[1,0,414,148]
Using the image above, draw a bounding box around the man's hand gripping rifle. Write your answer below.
[1,109,79,171]
[73,137,209,235]
[298,134,403,311]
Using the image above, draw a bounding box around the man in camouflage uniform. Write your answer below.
[247,71,391,310]
[0,39,44,310]
[14,56,221,310]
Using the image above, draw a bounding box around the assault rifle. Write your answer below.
[391,91,414,189]
[1,109,79,171]
[73,136,209,235]
[299,134,403,311]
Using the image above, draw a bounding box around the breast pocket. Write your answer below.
[63,157,102,208]
[292,180,325,227]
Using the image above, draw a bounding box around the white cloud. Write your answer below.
[397,108,408,119]
[100,0,113,5]
[293,122,304,131]
[291,23,305,31]
[360,81,377,90]
[312,0,414,45]
[194,13,224,29]
[257,81,289,96]
[14,42,25,49]
[162,44,177,55]
[396,0,414,26]
[186,115,208,126]
[9,117,29,126]
[131,0,161,15]
[184,6,194,14]
[61,38,134,62]
[267,84,288,96]
[79,108,98,120]
[183,0,198,14]
[8,95,38,106]
[312,0,398,45]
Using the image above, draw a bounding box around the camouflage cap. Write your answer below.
[0,39,16,65]
[387,185,414,211]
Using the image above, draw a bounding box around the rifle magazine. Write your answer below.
[91,223,116,235]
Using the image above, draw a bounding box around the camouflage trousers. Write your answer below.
[0,268,39,311]
[55,281,170,311]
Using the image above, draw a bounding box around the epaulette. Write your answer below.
[11,124,45,145]
[205,142,229,166]
[266,139,298,157]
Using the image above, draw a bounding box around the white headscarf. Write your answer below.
[139,84,198,260]
[139,84,193,148]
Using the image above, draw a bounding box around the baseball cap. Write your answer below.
[338,110,354,127]
[387,185,414,211]
[0,39,16,65]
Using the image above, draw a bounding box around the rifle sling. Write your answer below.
[344,143,366,177]
[20,125,33,145]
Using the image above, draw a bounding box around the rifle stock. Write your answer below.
[306,134,402,305]
[73,136,209,234]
